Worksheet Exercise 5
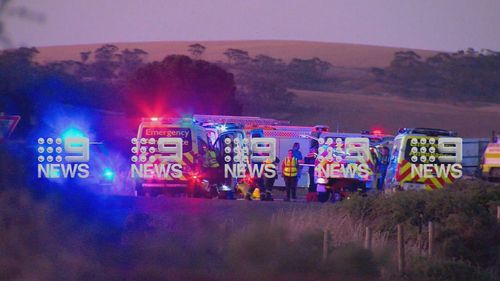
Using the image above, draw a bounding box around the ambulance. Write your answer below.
[384,128,463,191]
[480,131,500,181]
[245,124,320,188]
[131,117,219,197]
[313,131,391,201]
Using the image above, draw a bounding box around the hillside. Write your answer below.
[33,40,439,68]
[289,89,500,137]
[14,40,498,137]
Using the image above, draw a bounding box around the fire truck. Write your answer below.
[384,128,463,191]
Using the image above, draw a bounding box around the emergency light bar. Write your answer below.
[193,115,289,126]
[141,115,290,126]
[398,128,457,137]
[140,117,193,124]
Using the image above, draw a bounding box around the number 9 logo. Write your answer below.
[437,137,462,163]
[64,137,90,163]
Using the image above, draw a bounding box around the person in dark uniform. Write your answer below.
[377,146,390,191]
[260,156,280,201]
[304,147,318,202]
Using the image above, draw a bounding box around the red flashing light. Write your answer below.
[372,129,383,135]
[151,117,159,121]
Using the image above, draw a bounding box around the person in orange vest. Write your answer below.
[282,149,299,202]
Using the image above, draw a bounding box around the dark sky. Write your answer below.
[6,0,500,51]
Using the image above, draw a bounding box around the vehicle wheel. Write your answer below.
[318,191,330,203]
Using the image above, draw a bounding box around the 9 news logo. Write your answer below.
[37,137,90,179]
[223,137,277,178]
[130,137,183,179]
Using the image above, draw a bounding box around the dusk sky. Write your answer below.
[5,0,500,52]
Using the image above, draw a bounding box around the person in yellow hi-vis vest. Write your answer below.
[282,149,299,201]
[201,144,221,185]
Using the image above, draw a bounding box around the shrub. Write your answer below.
[409,257,497,281]
[341,180,500,269]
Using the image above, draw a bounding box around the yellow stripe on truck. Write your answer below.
[400,161,412,175]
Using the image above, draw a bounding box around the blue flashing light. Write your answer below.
[219,124,227,132]
[103,168,115,181]
[62,127,85,140]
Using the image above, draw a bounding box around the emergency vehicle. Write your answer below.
[131,114,398,199]
[312,131,392,201]
[204,118,392,196]
[244,124,321,188]
[190,115,313,189]
[196,115,299,197]
[384,128,463,191]
[132,117,215,197]
[131,115,288,197]
[480,131,500,181]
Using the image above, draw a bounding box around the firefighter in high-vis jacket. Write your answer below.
[282,149,299,201]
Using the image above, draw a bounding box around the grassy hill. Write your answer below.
[27,40,497,137]
[289,89,500,137]
[34,40,438,68]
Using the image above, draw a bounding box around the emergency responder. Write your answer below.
[245,152,264,201]
[376,146,390,190]
[243,170,258,201]
[260,156,280,201]
[201,144,221,185]
[282,149,299,201]
[292,142,304,180]
[304,147,318,202]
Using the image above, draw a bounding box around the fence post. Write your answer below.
[397,224,405,275]
[323,229,329,261]
[428,221,434,258]
[364,226,372,250]
[497,206,500,223]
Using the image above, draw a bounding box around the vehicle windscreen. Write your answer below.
[403,136,447,164]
